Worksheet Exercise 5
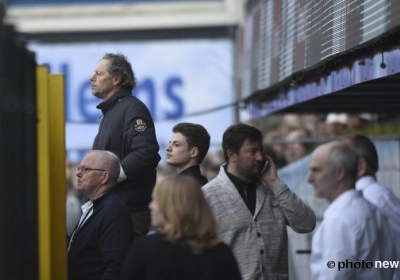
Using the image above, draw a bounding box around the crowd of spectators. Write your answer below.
[65,111,398,233]
[260,112,383,169]
[62,111,400,280]
[65,112,395,194]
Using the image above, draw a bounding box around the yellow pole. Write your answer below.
[48,74,67,280]
[36,65,52,280]
[37,66,67,280]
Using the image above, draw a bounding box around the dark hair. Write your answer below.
[349,134,379,173]
[102,53,137,92]
[328,143,359,182]
[172,122,210,164]
[222,124,263,163]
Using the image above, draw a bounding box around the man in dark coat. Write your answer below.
[91,53,161,238]
[165,122,210,186]
[68,150,133,280]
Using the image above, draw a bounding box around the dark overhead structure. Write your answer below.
[236,0,400,121]
[278,74,400,114]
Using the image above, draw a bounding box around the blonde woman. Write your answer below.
[122,176,241,280]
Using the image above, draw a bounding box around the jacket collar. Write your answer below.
[77,190,116,233]
[217,164,267,218]
[179,165,201,176]
[92,189,115,209]
[96,89,131,114]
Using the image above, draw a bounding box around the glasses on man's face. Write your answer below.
[77,166,107,174]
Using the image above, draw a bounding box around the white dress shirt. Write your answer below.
[356,176,400,280]
[68,200,93,251]
[77,200,94,227]
[311,189,396,280]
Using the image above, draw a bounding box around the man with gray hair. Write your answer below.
[308,141,395,280]
[91,53,161,238]
[68,150,133,280]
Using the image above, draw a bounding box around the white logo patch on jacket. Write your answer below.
[134,119,147,132]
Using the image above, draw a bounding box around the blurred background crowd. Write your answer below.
[65,111,400,187]
[65,111,400,218]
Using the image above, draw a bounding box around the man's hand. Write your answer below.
[261,154,281,188]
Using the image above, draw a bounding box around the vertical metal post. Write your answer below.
[36,66,67,280]
[48,74,67,280]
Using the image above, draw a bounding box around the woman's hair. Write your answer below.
[153,176,220,254]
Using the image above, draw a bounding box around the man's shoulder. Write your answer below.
[202,176,222,192]
[202,176,233,206]
[120,96,154,119]
[100,192,130,215]
[365,180,395,195]
[332,194,377,225]
[122,95,148,109]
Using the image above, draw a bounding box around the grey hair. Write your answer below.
[328,143,358,181]
[102,52,136,92]
[87,150,120,184]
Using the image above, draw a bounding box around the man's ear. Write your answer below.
[112,75,121,86]
[226,149,236,163]
[101,171,110,185]
[357,157,368,178]
[336,164,346,182]
[190,147,199,158]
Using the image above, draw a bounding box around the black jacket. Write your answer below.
[68,190,133,280]
[177,165,208,186]
[93,89,161,211]
[122,233,242,280]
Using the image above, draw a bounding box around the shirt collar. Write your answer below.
[223,165,256,190]
[81,200,93,214]
[324,189,361,219]
[355,175,376,191]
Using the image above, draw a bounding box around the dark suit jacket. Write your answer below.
[68,190,134,280]
[122,233,242,280]
[177,165,208,186]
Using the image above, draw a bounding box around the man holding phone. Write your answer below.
[202,123,316,280]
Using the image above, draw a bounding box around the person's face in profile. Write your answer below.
[90,59,117,100]
[307,145,336,201]
[75,154,106,197]
[165,132,192,168]
[149,200,167,229]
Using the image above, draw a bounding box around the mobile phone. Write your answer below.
[261,159,269,173]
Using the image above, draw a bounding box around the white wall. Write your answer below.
[29,39,234,162]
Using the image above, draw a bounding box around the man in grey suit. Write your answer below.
[202,124,316,280]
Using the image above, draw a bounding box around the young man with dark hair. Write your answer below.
[166,122,210,186]
[202,123,316,280]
